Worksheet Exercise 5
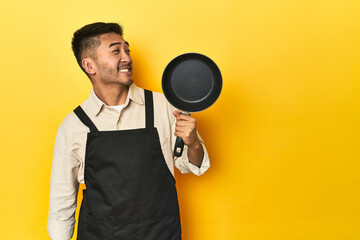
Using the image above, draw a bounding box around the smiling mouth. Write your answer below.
[118,65,132,73]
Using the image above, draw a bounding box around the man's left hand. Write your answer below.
[173,111,201,148]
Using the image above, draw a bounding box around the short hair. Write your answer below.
[71,22,124,73]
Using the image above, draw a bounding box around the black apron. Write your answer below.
[74,89,181,240]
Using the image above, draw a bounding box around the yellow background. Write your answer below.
[1,0,359,239]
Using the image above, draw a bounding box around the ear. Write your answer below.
[82,58,96,75]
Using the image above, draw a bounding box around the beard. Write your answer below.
[96,62,133,86]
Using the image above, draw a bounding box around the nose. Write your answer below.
[121,50,132,63]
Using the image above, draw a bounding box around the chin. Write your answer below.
[113,76,133,86]
[123,78,134,86]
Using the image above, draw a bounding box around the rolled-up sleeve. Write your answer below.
[47,125,79,240]
[174,133,210,176]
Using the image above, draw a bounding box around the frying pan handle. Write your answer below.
[174,137,185,157]
[174,112,190,157]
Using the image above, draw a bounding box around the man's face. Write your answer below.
[92,33,133,86]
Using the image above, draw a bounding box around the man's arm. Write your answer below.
[173,111,204,167]
[47,125,79,240]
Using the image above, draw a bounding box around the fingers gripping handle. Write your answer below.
[173,112,190,157]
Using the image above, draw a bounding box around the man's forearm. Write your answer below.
[187,139,204,167]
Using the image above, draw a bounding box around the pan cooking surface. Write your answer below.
[162,53,222,112]
[170,59,214,102]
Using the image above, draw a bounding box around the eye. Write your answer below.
[112,49,120,54]
[125,49,131,54]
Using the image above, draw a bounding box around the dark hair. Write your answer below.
[71,22,124,73]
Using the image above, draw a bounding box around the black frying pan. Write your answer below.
[162,53,222,157]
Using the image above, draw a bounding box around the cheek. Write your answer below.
[101,61,118,72]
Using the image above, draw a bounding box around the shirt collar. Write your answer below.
[88,83,144,116]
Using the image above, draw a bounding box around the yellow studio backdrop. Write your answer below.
[0,0,359,239]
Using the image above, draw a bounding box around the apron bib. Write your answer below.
[74,90,181,240]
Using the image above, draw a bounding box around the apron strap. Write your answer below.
[144,89,154,129]
[74,89,153,131]
[73,106,99,132]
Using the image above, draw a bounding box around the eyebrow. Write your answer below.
[109,41,130,48]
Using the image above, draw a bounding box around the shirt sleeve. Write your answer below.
[173,132,210,176]
[47,124,79,240]
[167,104,210,176]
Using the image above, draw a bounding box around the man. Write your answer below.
[47,22,210,240]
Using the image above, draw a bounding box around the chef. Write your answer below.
[47,22,210,240]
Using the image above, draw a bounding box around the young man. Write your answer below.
[47,22,210,240]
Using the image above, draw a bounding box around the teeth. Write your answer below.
[119,69,129,72]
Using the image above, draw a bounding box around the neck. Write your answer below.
[93,83,130,106]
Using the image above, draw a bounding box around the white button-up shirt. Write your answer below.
[47,83,210,240]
